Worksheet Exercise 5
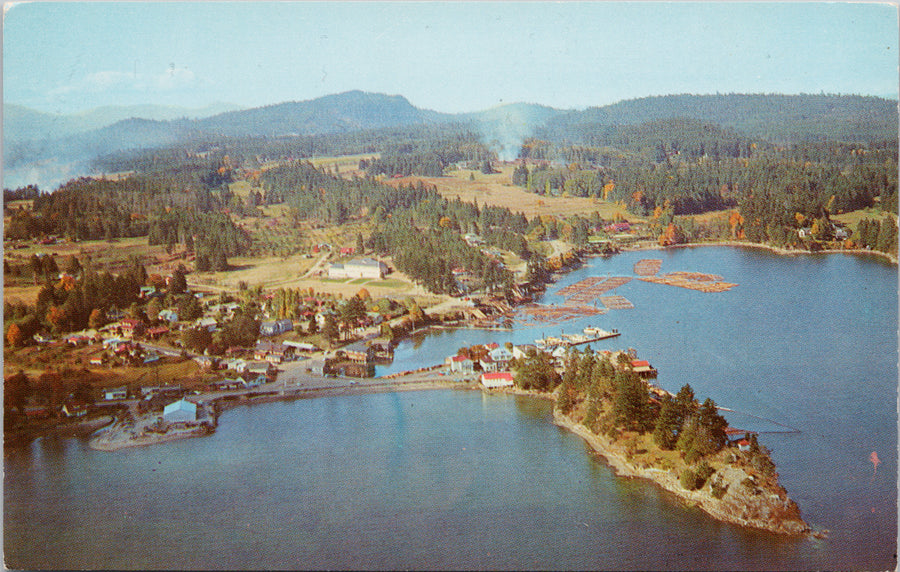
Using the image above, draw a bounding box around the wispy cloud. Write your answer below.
[50,66,198,98]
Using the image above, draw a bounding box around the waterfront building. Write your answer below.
[512,344,538,360]
[480,371,514,388]
[479,356,498,372]
[163,399,197,423]
[448,355,474,374]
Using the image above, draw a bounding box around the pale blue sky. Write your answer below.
[3,1,898,115]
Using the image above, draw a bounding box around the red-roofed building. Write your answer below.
[480,371,514,388]
[630,359,657,378]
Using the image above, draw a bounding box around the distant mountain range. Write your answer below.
[3,90,897,190]
[4,102,243,142]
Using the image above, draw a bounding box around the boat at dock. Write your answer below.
[536,329,620,348]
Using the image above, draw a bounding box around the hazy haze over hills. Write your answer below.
[3,90,897,190]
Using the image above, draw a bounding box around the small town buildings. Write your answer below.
[489,347,514,365]
[630,359,657,378]
[259,318,293,337]
[327,257,388,279]
[195,317,218,332]
[103,386,128,400]
[738,439,752,452]
[247,361,273,377]
[479,356,498,373]
[105,308,126,321]
[223,358,248,373]
[118,318,146,338]
[448,355,474,374]
[62,399,89,418]
[157,309,179,323]
[480,371,514,389]
[343,341,375,364]
[209,378,244,391]
[163,399,197,423]
[243,374,268,387]
[512,344,538,360]
[89,356,105,366]
[146,326,169,340]
[282,340,318,352]
[194,355,219,370]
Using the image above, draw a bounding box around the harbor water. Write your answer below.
[5,247,897,569]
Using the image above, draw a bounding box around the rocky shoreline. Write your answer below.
[484,384,815,536]
[551,407,816,537]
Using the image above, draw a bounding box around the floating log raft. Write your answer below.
[561,276,632,305]
[598,295,635,310]
[556,277,606,298]
[638,272,737,293]
[633,259,662,276]
[515,303,607,326]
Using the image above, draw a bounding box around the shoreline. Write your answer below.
[551,406,816,537]
[85,377,474,451]
[487,384,814,537]
[620,239,898,265]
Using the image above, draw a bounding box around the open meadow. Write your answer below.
[387,163,639,221]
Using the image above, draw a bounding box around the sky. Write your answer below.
[3,1,899,115]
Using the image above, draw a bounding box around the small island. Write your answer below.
[502,347,812,536]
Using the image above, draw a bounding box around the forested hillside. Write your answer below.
[539,94,898,144]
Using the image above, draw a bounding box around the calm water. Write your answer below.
[5,247,897,570]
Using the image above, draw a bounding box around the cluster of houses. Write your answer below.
[447,342,517,388]
[446,343,657,390]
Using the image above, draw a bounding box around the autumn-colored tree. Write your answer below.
[88,308,106,330]
[6,323,27,347]
[729,211,745,239]
[659,223,686,246]
[46,305,68,333]
[356,287,370,301]
[602,182,615,201]
[57,275,77,291]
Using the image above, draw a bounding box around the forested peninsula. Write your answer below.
[507,349,811,536]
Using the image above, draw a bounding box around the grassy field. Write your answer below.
[387,163,639,221]
[833,207,896,232]
[309,153,380,176]
[4,236,174,305]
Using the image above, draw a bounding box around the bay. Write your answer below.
[5,246,897,570]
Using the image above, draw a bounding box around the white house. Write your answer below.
[195,317,218,332]
[103,386,128,400]
[479,356,498,373]
[157,309,179,323]
[512,345,537,360]
[480,372,514,388]
[328,258,388,279]
[489,347,514,364]
[163,399,197,423]
[224,358,248,373]
[448,355,474,374]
